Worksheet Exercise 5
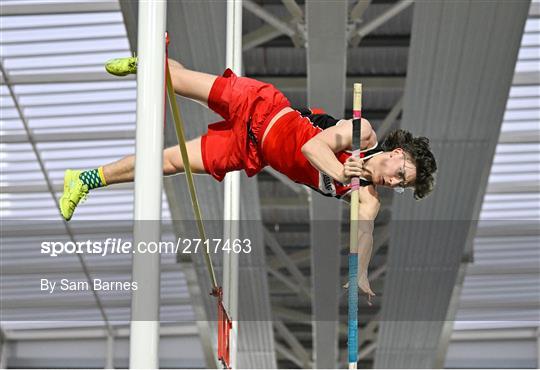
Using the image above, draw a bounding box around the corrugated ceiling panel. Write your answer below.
[451,5,540,338]
[375,1,531,368]
[0,1,190,352]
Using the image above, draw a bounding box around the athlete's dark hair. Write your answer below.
[381,129,437,200]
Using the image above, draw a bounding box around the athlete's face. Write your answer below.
[372,148,416,189]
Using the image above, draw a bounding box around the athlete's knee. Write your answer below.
[163,146,183,175]
[163,159,179,175]
[168,58,185,70]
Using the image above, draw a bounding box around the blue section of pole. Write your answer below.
[348,253,359,364]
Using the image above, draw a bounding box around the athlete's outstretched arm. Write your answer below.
[301,118,376,183]
[355,185,380,301]
[342,184,379,302]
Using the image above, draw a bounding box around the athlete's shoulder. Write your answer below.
[338,118,377,146]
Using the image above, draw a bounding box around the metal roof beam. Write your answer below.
[476,222,539,237]
[272,306,312,324]
[269,249,311,269]
[281,0,304,20]
[466,263,539,275]
[1,219,174,237]
[513,71,540,85]
[3,73,402,89]
[498,130,540,143]
[2,296,190,310]
[274,342,304,368]
[264,228,311,296]
[244,0,296,37]
[267,267,311,300]
[458,297,540,309]
[0,183,131,193]
[274,321,311,367]
[376,95,403,138]
[2,35,127,47]
[1,20,123,32]
[263,167,309,195]
[0,262,180,275]
[1,72,133,84]
[3,324,197,341]
[243,0,305,47]
[2,131,134,143]
[350,0,372,23]
[258,33,411,48]
[451,327,539,341]
[267,224,389,270]
[258,75,405,91]
[531,1,540,17]
[2,44,128,59]
[486,181,539,194]
[358,342,377,359]
[349,0,414,45]
[243,22,287,51]
[0,1,119,16]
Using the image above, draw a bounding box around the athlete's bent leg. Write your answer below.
[162,137,206,176]
[60,138,206,220]
[167,59,218,109]
[103,137,205,185]
[106,56,218,109]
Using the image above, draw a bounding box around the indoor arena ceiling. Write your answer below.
[1,0,538,369]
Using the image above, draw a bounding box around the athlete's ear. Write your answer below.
[391,147,403,157]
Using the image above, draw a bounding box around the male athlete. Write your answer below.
[60,57,437,298]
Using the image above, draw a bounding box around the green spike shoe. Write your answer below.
[105,56,138,76]
[59,170,89,221]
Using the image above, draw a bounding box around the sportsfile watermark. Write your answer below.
[41,237,253,257]
[1,219,538,322]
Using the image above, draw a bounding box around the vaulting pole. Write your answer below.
[129,0,166,368]
[348,83,362,369]
[223,0,242,367]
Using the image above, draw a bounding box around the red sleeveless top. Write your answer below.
[262,110,380,199]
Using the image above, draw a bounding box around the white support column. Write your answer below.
[223,1,242,368]
[129,0,166,369]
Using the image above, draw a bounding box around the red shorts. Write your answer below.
[201,69,290,181]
